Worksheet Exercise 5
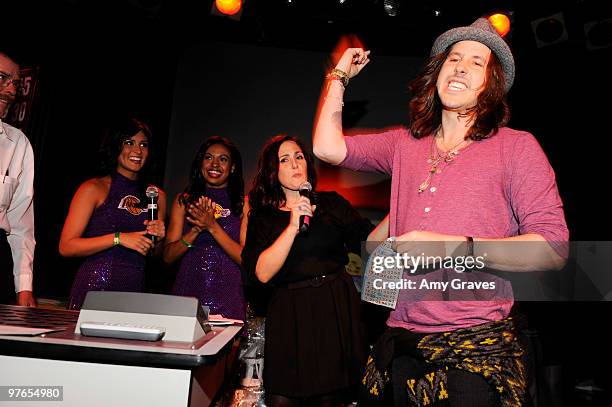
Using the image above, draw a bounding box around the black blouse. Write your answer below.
[242,191,374,285]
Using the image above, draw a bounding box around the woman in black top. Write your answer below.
[242,135,373,406]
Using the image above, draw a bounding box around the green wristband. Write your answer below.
[180,238,193,248]
[113,232,120,246]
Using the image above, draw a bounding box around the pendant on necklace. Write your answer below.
[418,135,468,193]
[444,150,458,163]
[418,179,429,193]
[418,162,438,193]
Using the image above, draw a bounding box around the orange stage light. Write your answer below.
[488,13,511,37]
[215,0,242,16]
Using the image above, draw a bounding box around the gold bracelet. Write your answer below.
[113,232,120,246]
[327,74,348,87]
[330,68,349,81]
[326,68,349,87]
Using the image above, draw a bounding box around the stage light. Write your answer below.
[383,0,400,17]
[531,12,568,48]
[211,0,244,21]
[584,19,612,50]
[215,0,242,16]
[488,13,511,37]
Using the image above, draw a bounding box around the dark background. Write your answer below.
[3,0,612,404]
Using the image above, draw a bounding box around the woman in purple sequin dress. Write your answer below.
[164,136,247,321]
[60,118,166,310]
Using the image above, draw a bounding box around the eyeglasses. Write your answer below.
[0,72,21,90]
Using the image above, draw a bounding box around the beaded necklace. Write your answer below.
[417,134,470,193]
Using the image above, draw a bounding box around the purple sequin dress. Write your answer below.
[68,173,148,310]
[172,188,245,321]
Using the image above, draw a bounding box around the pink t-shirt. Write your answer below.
[342,126,568,332]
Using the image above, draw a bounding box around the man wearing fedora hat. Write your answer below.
[313,17,568,406]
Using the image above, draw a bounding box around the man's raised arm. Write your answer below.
[313,48,370,165]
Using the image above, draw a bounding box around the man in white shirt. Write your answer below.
[0,51,36,306]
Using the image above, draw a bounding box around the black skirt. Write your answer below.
[264,270,367,397]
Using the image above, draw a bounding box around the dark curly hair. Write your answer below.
[249,135,317,211]
[96,117,154,203]
[179,136,245,217]
[409,47,510,141]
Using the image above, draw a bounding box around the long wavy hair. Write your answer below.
[409,47,510,141]
[249,135,317,212]
[96,117,154,203]
[179,136,244,217]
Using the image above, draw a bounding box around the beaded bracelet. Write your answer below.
[326,68,349,87]
[180,238,193,248]
[113,232,120,246]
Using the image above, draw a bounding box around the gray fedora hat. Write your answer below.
[431,17,515,92]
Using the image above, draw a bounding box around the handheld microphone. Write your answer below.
[298,181,312,233]
[146,186,159,243]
